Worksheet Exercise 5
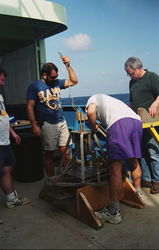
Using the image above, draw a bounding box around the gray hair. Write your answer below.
[124,57,143,70]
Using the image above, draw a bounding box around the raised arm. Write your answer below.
[26,99,42,136]
[61,56,78,88]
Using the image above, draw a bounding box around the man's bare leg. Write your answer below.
[127,157,143,199]
[109,159,124,202]
[127,157,142,188]
[95,159,123,224]
[44,150,54,177]
[0,165,13,195]
[59,146,70,168]
[0,165,30,208]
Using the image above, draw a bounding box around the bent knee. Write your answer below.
[3,165,12,174]
[44,150,54,160]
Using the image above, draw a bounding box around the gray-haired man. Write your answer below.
[125,57,159,194]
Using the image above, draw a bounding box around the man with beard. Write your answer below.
[26,56,78,177]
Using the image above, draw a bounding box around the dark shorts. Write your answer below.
[106,118,143,163]
[0,145,16,175]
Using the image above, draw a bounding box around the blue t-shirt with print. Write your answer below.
[26,79,66,124]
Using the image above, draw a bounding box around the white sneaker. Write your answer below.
[95,207,121,224]
[6,191,30,209]
[138,192,143,199]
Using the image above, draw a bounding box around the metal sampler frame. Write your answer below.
[46,129,110,191]
[39,113,145,229]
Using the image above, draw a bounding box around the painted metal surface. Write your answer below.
[0,0,67,56]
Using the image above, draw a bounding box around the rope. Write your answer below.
[58,52,78,112]
[58,52,91,131]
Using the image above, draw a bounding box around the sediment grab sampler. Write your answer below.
[39,53,145,229]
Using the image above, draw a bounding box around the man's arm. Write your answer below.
[148,95,159,118]
[129,102,133,109]
[9,126,21,145]
[61,56,78,88]
[87,103,98,132]
[26,99,42,136]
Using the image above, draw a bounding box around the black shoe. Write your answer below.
[141,180,152,188]
[150,182,159,194]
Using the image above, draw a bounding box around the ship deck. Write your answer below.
[0,170,159,249]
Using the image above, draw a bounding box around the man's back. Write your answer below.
[86,94,141,129]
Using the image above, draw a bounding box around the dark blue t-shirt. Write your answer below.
[26,79,66,124]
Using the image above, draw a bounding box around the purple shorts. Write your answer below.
[0,145,16,175]
[106,118,143,163]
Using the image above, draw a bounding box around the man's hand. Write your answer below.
[12,133,21,145]
[32,124,42,137]
[61,56,70,66]
[149,104,158,118]
[91,123,98,132]
[61,55,78,88]
[9,126,21,145]
[149,96,159,118]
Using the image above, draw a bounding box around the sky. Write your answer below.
[45,0,159,98]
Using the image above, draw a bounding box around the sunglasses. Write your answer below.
[49,74,58,79]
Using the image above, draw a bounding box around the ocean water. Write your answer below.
[61,93,130,106]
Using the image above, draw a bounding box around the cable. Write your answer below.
[58,52,78,111]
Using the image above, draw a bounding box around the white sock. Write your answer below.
[6,190,17,201]
[135,187,142,194]
[6,192,15,201]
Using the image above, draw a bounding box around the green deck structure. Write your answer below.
[0,0,67,104]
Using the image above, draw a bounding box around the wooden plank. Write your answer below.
[39,182,57,204]
[77,192,103,229]
[10,120,31,127]
[39,182,103,229]
[77,178,144,210]
[138,107,159,146]
[77,184,110,211]
[120,199,144,209]
[122,178,145,208]
[39,177,144,230]
[138,107,159,124]
[52,197,103,230]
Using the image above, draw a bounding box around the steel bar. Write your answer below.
[57,133,72,174]
[51,145,80,181]
[93,133,107,161]
[92,151,97,176]
[80,132,85,184]
[46,180,110,187]
[97,170,101,185]
[87,133,92,152]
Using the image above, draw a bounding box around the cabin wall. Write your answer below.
[1,43,36,105]
[1,39,46,106]
[0,39,46,120]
